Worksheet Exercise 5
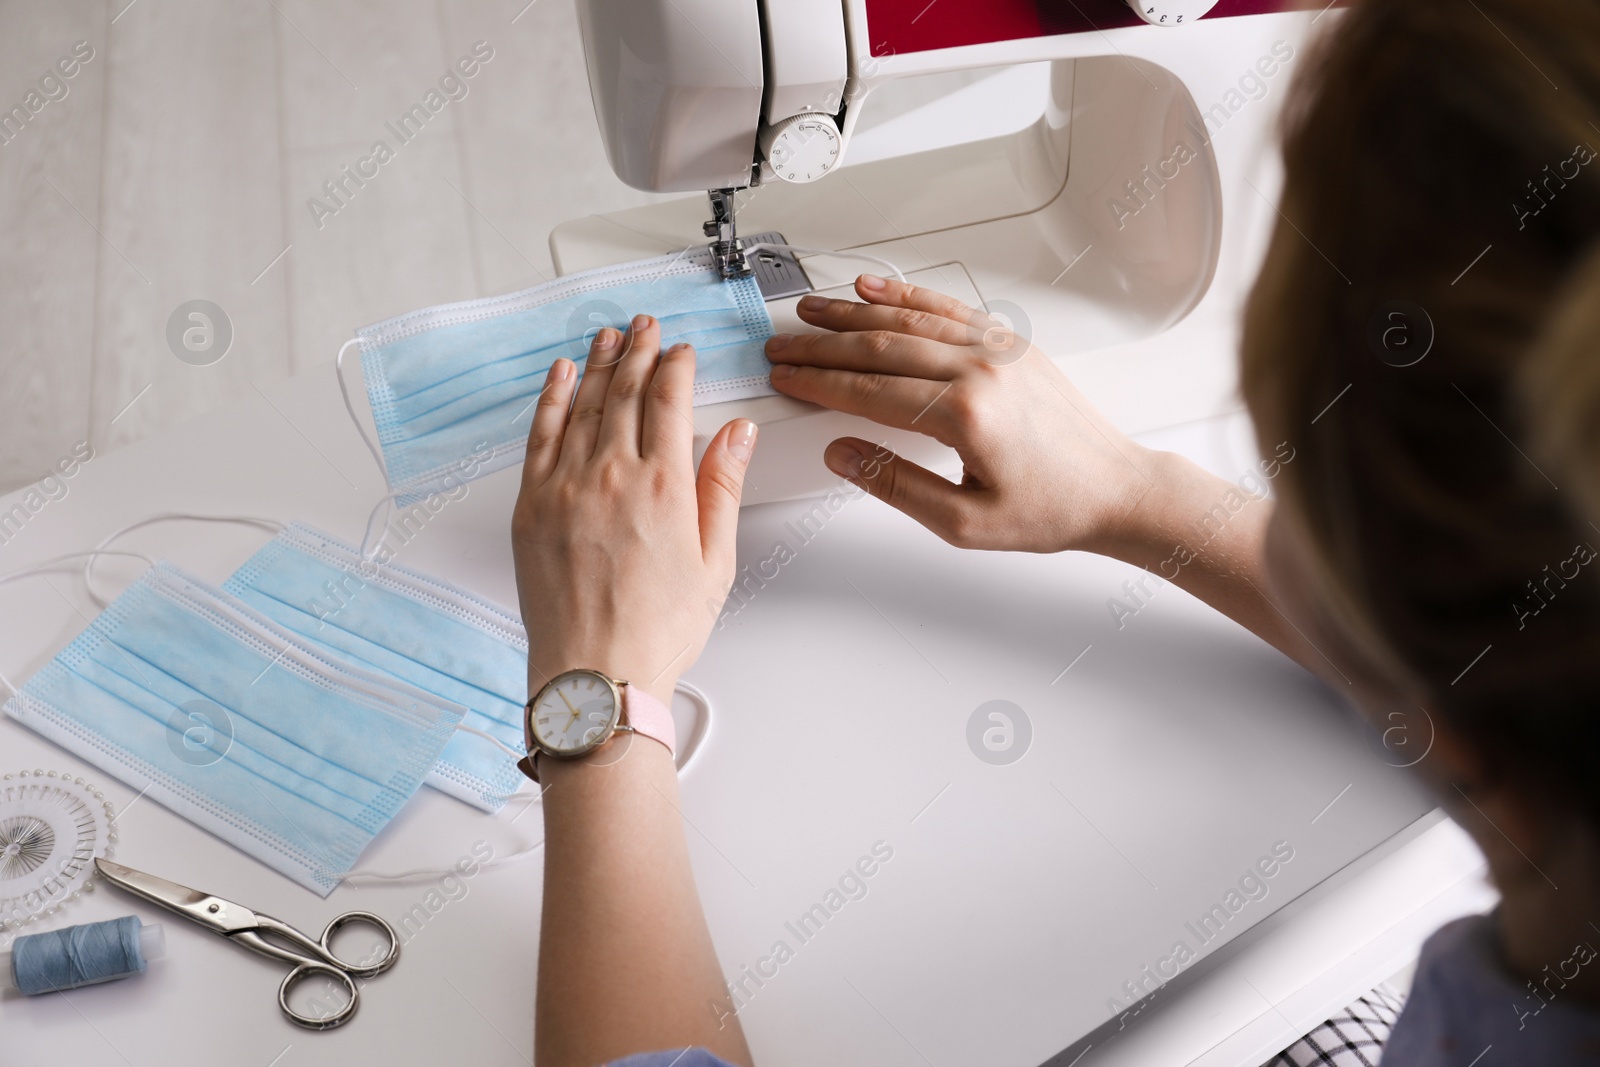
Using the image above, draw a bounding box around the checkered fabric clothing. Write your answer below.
[1261,983,1408,1067]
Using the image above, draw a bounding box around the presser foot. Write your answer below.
[702,187,753,280]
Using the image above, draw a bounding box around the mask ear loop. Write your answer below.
[741,242,906,284]
[670,678,713,779]
[83,514,285,609]
[337,337,390,485]
[358,490,411,566]
[336,338,403,566]
[339,723,538,886]
[342,838,547,885]
[0,549,159,592]
[341,680,715,885]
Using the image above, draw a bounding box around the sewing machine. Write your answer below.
[556,0,1315,504]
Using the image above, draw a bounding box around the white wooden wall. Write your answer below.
[0,0,669,495]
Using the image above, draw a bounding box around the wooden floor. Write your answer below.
[0,0,669,494]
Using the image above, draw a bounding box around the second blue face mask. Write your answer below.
[222,523,528,813]
[355,248,775,501]
[3,564,462,896]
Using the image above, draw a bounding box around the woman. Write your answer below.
[511,0,1600,1063]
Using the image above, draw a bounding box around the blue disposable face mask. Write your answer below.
[2,564,464,897]
[353,248,774,501]
[221,523,527,813]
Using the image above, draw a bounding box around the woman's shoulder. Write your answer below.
[1383,912,1600,1066]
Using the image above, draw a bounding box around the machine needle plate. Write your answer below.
[743,232,814,301]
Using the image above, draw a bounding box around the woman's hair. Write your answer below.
[1525,246,1600,530]
[1240,0,1600,824]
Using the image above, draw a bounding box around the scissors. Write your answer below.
[95,858,400,1030]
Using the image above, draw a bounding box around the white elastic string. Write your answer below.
[452,721,527,762]
[343,837,547,885]
[337,338,390,486]
[0,550,158,591]
[84,513,285,608]
[743,241,907,284]
[360,491,406,563]
[344,722,541,884]
[670,678,712,778]
[338,338,402,564]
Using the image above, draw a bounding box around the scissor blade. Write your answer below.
[94,858,258,933]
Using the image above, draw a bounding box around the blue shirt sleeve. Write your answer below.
[1382,912,1600,1065]
[607,1049,740,1067]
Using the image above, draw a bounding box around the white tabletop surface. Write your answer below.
[0,343,1488,1066]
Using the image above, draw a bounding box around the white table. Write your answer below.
[0,348,1492,1066]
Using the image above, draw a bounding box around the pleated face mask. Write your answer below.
[354,248,774,501]
[222,523,527,813]
[3,564,463,896]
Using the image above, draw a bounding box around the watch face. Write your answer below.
[531,671,620,756]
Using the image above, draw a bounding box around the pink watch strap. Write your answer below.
[621,683,676,758]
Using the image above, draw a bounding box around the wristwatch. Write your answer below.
[517,668,676,782]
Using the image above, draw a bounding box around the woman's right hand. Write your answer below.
[766,274,1167,554]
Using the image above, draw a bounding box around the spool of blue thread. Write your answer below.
[1,916,165,997]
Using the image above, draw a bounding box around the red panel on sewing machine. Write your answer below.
[865,0,1337,56]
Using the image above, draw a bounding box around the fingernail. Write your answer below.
[770,363,796,381]
[858,274,887,291]
[668,342,691,353]
[825,440,866,478]
[594,328,618,350]
[633,314,653,330]
[728,420,757,463]
[766,333,793,353]
[549,358,572,382]
[798,294,828,311]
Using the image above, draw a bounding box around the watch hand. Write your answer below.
[556,690,582,736]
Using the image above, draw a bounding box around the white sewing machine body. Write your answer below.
[557,0,1306,504]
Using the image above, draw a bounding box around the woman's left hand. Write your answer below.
[510,314,758,705]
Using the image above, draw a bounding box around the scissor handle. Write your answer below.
[279,963,360,1030]
[316,911,402,979]
[231,911,401,1029]
[241,910,401,977]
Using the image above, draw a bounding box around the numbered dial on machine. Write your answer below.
[1126,0,1217,25]
[759,113,842,184]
